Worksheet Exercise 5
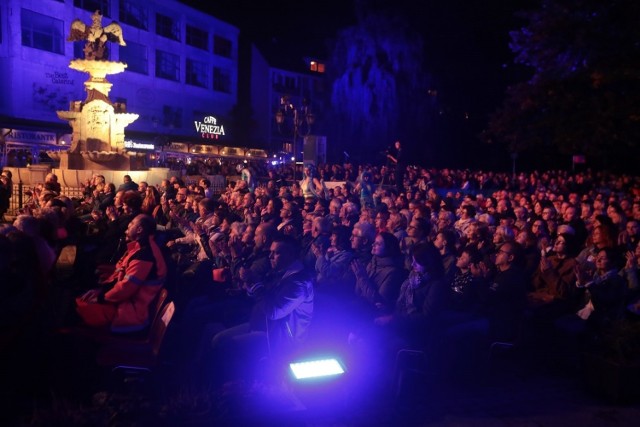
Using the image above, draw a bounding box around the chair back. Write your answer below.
[149,288,169,327]
[149,301,175,356]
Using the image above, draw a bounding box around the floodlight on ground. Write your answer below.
[289,358,345,380]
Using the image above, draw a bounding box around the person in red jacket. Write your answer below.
[76,214,167,333]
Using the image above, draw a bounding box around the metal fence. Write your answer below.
[7,177,230,215]
[8,184,85,214]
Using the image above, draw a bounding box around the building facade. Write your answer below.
[0,0,241,166]
[251,45,328,163]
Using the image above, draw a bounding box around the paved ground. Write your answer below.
[4,335,639,426]
[293,349,640,427]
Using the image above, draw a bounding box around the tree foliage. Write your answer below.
[484,0,640,169]
[327,1,434,160]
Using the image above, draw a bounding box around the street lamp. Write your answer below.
[275,95,315,181]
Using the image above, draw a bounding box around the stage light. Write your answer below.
[289,358,345,380]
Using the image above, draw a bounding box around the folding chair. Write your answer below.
[394,348,429,401]
[56,288,169,344]
[96,301,176,381]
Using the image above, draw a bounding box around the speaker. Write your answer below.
[303,135,326,165]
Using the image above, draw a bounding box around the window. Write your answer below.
[193,110,208,121]
[284,76,297,91]
[74,0,110,17]
[162,105,182,128]
[156,50,180,81]
[21,9,64,54]
[186,58,208,88]
[310,61,325,73]
[120,41,148,75]
[313,78,326,94]
[156,13,180,41]
[272,74,285,91]
[186,25,208,50]
[119,0,148,30]
[213,67,231,93]
[213,35,232,58]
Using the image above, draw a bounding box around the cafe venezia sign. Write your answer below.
[194,116,225,140]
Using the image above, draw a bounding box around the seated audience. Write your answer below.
[75,214,167,333]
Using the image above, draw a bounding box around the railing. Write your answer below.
[6,178,230,218]
[8,184,85,214]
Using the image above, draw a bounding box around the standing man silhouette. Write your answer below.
[386,140,405,194]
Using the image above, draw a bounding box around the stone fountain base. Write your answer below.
[58,151,147,171]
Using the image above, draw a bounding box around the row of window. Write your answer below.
[21,8,65,54]
[20,5,232,57]
[20,8,232,93]
[89,41,232,92]
[72,0,234,57]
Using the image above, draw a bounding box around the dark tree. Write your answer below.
[327,1,436,162]
[484,0,640,170]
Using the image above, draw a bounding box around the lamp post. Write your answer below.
[275,96,315,182]
[510,151,518,179]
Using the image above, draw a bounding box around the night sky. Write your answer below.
[183,0,536,104]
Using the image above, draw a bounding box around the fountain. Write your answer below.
[52,10,143,171]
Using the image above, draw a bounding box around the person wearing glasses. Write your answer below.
[401,217,431,270]
[350,221,376,266]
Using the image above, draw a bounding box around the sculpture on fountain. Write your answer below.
[67,9,126,60]
[53,10,144,171]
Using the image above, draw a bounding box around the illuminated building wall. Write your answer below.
[0,0,239,148]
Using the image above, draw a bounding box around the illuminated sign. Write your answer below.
[2,128,57,145]
[194,116,225,140]
[167,142,188,152]
[124,140,155,151]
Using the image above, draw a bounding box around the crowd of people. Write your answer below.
[2,159,640,392]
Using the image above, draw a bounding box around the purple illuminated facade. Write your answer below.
[0,0,240,163]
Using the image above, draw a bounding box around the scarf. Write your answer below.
[396,270,430,314]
